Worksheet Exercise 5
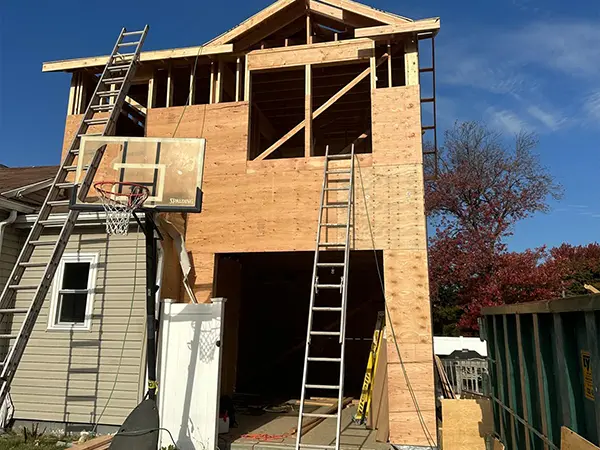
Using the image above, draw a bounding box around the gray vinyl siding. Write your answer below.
[0,224,23,293]
[9,226,146,426]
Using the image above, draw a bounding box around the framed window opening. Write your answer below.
[47,253,99,331]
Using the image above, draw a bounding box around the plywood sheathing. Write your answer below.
[441,399,494,450]
[61,84,433,443]
[562,427,600,450]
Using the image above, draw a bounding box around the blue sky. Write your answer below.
[1,0,598,251]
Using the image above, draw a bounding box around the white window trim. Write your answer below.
[47,252,99,331]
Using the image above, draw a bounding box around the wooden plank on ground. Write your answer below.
[561,427,600,450]
[70,435,113,450]
[441,399,494,450]
[289,397,352,436]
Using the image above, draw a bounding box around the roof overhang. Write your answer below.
[0,197,36,214]
[353,17,440,39]
[1,178,53,199]
[42,43,234,73]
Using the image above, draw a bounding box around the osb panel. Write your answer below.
[442,399,494,450]
[389,410,437,447]
[371,86,422,166]
[562,427,600,450]
[387,363,435,410]
[383,249,434,445]
[146,103,249,176]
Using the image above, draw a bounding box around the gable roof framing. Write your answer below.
[204,0,413,48]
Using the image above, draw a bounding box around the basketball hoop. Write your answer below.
[94,181,150,235]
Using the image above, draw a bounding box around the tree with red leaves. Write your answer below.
[426,122,563,334]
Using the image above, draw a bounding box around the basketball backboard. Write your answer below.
[70,136,205,212]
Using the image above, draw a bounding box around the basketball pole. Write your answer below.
[144,211,160,400]
[109,211,162,450]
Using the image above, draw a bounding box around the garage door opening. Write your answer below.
[215,250,387,448]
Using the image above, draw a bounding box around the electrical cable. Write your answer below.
[92,226,142,432]
[353,154,437,448]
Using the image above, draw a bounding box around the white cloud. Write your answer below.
[486,107,531,134]
[438,19,600,131]
[526,105,566,131]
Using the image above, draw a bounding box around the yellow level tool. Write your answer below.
[353,311,385,424]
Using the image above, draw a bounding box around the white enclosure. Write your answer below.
[157,299,225,450]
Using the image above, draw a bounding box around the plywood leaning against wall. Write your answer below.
[441,399,494,450]
[562,427,600,450]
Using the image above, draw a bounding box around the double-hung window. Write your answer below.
[48,253,98,330]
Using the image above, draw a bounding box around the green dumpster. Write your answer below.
[480,294,600,450]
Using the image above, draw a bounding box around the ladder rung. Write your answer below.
[327,154,352,160]
[29,240,56,246]
[117,41,140,47]
[19,262,48,268]
[0,335,18,340]
[302,412,338,418]
[107,65,130,71]
[102,77,125,83]
[310,331,340,336]
[84,118,109,125]
[0,308,28,314]
[419,67,434,73]
[70,149,80,156]
[327,169,352,174]
[113,53,136,59]
[90,104,114,111]
[316,262,344,267]
[56,182,76,189]
[39,219,68,226]
[63,165,78,172]
[319,243,345,247]
[323,204,348,208]
[324,187,349,191]
[307,357,341,362]
[304,384,340,390]
[47,200,70,208]
[77,132,102,138]
[97,91,120,97]
[122,30,144,36]
[315,284,342,289]
[321,223,346,228]
[312,307,342,311]
[422,125,435,131]
[8,285,37,291]
[327,178,350,183]
[421,97,435,103]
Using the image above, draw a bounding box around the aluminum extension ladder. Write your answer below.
[0,26,148,407]
[296,144,355,450]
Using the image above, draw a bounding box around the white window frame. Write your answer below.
[47,252,99,331]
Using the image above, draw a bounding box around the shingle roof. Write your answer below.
[0,165,59,194]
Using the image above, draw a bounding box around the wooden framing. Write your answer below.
[147,71,156,109]
[235,58,242,101]
[54,1,439,446]
[305,64,312,157]
[166,64,174,107]
[404,37,419,86]
[205,0,298,46]
[354,18,440,38]
[316,0,411,25]
[254,53,388,161]
[247,38,374,71]
[42,44,233,72]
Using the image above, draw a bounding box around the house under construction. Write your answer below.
[1,0,440,448]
